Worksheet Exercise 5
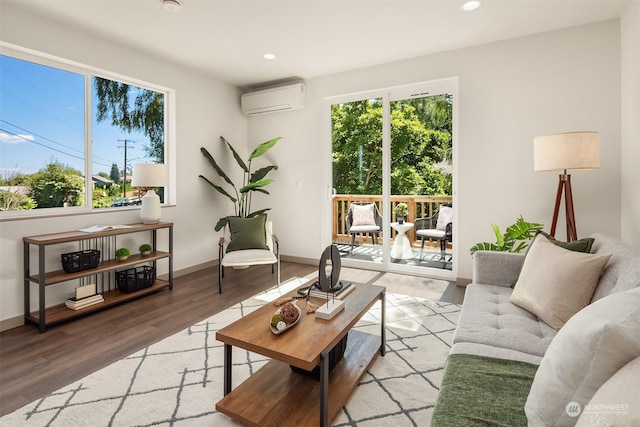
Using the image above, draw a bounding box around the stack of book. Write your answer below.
[65,294,104,310]
[304,280,355,300]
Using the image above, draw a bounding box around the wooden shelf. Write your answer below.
[28,251,171,286]
[28,280,171,326]
[23,222,173,332]
[216,330,380,427]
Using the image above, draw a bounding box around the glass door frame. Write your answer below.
[322,77,459,280]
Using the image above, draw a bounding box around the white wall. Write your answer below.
[249,20,622,281]
[621,2,640,247]
[0,4,247,324]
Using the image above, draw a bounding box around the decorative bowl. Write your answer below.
[269,303,301,335]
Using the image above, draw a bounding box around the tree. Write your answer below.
[109,163,121,184]
[331,96,452,196]
[94,77,165,163]
[0,190,36,211]
[28,162,84,208]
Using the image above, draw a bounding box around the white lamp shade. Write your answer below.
[533,131,600,171]
[131,163,168,188]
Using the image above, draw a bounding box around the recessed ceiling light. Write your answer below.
[461,0,481,11]
[263,53,276,60]
[163,0,181,12]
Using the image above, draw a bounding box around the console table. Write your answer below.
[23,222,173,332]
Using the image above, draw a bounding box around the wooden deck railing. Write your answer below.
[332,194,453,246]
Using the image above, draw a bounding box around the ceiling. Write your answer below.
[5,0,632,88]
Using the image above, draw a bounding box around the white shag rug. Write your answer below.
[2,278,460,426]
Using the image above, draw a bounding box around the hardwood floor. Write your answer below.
[0,261,463,417]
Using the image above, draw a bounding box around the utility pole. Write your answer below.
[117,139,136,198]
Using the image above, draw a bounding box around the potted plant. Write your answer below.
[199,136,282,231]
[139,243,152,256]
[470,216,543,255]
[394,202,408,224]
[115,247,130,261]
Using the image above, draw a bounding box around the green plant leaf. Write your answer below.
[199,175,237,203]
[200,147,235,189]
[511,241,529,253]
[252,188,270,195]
[239,178,273,193]
[221,136,249,173]
[492,224,505,249]
[214,216,228,232]
[506,216,543,240]
[470,242,503,255]
[250,165,279,183]
[249,136,282,160]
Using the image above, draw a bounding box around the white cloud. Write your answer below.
[0,132,35,144]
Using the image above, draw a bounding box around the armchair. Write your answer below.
[345,202,383,253]
[415,205,453,259]
[218,216,280,294]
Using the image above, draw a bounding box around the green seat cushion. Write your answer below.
[226,215,269,253]
[432,354,538,427]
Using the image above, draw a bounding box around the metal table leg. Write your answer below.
[381,291,386,356]
[320,349,329,427]
[224,344,232,395]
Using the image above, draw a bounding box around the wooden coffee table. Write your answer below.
[215,281,385,427]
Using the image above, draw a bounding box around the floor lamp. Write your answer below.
[533,132,599,242]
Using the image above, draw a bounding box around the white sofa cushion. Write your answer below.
[510,234,611,330]
[525,287,640,427]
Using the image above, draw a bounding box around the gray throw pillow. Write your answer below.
[226,215,269,253]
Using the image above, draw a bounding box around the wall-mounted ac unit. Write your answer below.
[241,83,306,116]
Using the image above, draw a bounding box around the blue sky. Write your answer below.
[0,54,151,179]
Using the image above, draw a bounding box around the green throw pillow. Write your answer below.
[226,215,269,253]
[536,230,594,253]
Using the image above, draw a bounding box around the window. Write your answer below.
[0,45,173,217]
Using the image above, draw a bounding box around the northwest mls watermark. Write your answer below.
[566,401,630,417]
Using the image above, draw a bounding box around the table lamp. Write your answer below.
[533,131,599,241]
[131,163,169,224]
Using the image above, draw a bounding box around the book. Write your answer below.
[78,224,133,233]
[302,281,354,300]
[65,294,104,310]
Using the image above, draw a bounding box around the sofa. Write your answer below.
[432,232,640,426]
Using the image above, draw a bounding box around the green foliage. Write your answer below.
[394,202,408,216]
[331,95,452,196]
[28,162,84,208]
[91,188,112,208]
[94,77,165,163]
[115,247,130,258]
[0,190,36,211]
[199,136,282,231]
[139,243,152,252]
[470,216,544,255]
[110,163,121,184]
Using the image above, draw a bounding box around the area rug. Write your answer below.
[1,278,460,426]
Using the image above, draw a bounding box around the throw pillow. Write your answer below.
[351,203,376,226]
[575,356,640,426]
[536,230,595,253]
[226,214,269,253]
[436,206,453,231]
[525,287,640,427]
[510,233,611,330]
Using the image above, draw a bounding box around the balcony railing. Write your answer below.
[332,194,453,246]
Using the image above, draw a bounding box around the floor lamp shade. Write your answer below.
[533,131,600,241]
[132,163,169,224]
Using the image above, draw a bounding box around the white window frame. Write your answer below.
[0,42,176,220]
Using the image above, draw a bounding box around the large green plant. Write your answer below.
[470,216,543,255]
[199,136,282,231]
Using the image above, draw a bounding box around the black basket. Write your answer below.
[115,266,155,293]
[61,250,101,273]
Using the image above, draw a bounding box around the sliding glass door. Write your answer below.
[326,79,457,279]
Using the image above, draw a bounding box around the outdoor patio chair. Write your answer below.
[415,205,453,259]
[218,216,280,294]
[345,202,383,253]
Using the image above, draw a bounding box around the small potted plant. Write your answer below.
[394,203,408,224]
[139,243,152,256]
[115,247,130,262]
